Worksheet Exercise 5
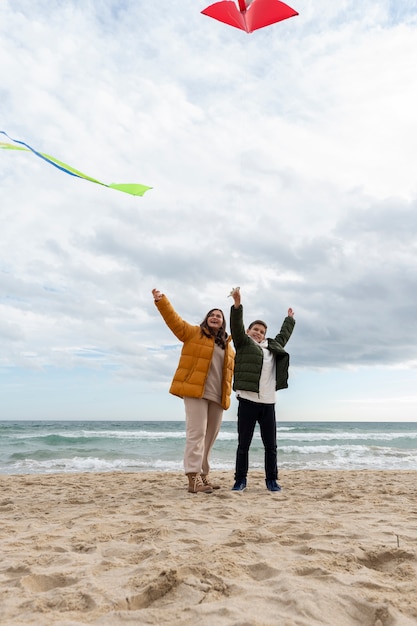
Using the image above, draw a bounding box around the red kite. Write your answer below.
[201,0,298,33]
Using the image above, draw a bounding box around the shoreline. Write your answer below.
[1,470,417,625]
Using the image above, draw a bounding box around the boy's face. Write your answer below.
[247,323,266,343]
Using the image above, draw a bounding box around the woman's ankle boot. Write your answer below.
[186,473,213,494]
[201,474,220,490]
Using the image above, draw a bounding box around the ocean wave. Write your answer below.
[0,456,185,475]
[1,421,416,474]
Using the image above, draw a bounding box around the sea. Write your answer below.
[0,421,416,475]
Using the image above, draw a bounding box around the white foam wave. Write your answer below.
[0,456,185,474]
[279,431,417,442]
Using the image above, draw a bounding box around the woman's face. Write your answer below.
[206,309,224,331]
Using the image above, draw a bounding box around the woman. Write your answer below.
[152,289,234,494]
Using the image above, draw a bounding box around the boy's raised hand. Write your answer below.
[229,287,241,308]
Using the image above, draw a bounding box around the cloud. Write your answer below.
[1,0,416,419]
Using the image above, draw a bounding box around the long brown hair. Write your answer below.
[200,309,228,349]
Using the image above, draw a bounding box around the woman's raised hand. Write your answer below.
[152,289,163,302]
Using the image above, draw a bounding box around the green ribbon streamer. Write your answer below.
[1,138,152,197]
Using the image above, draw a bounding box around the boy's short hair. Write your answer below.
[248,319,267,331]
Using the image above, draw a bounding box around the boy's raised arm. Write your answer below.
[229,286,241,308]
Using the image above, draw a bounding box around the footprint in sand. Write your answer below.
[358,548,416,579]
[246,561,280,581]
[21,573,77,592]
[120,569,179,610]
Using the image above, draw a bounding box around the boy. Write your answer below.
[230,287,295,492]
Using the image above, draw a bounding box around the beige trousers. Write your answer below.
[183,397,224,474]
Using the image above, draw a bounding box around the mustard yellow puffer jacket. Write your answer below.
[155,295,235,410]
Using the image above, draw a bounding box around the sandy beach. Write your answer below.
[1,470,416,625]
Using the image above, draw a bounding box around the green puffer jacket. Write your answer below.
[230,304,295,393]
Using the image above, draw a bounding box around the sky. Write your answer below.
[1,0,417,422]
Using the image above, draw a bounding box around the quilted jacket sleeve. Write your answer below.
[155,295,196,343]
[273,316,295,347]
[230,304,247,347]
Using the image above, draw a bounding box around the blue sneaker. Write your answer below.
[266,479,281,492]
[232,479,247,491]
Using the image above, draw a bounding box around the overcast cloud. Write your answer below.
[1,0,417,421]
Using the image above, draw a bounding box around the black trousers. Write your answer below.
[234,398,278,480]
